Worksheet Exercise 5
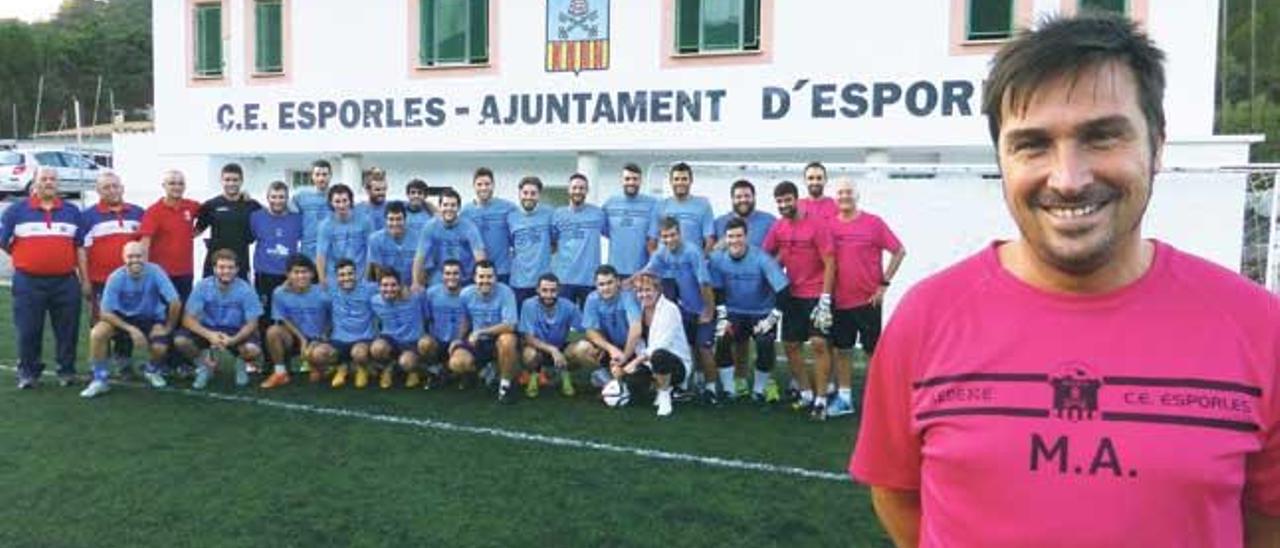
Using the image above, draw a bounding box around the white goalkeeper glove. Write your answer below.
[714,305,729,339]
[810,294,833,333]
[753,308,782,336]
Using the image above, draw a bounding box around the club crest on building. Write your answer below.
[1050,362,1102,421]
[546,0,609,74]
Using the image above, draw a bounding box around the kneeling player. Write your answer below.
[450,260,519,403]
[615,272,691,417]
[518,274,583,398]
[566,265,642,387]
[262,254,332,388]
[370,268,428,389]
[418,259,468,387]
[83,242,182,397]
[708,218,790,403]
[173,249,264,389]
[325,259,378,388]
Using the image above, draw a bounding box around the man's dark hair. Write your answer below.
[311,159,332,172]
[569,172,589,185]
[327,183,354,205]
[385,201,406,218]
[538,273,560,286]
[802,161,826,177]
[221,163,244,178]
[379,267,402,285]
[439,187,461,207]
[982,13,1166,152]
[285,253,317,275]
[336,258,356,272]
[730,179,755,197]
[442,258,463,271]
[773,181,799,199]
[658,215,681,233]
[267,180,289,195]
[669,162,693,179]
[725,217,748,235]
[594,264,618,279]
[406,178,428,194]
[473,167,494,182]
[518,175,543,192]
[623,163,642,176]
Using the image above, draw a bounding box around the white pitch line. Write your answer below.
[0,364,850,483]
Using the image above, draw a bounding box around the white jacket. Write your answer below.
[636,295,692,379]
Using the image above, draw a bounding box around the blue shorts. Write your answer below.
[680,312,715,349]
[118,315,171,344]
[176,326,261,352]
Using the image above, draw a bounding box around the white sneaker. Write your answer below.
[234,360,249,387]
[656,389,673,417]
[144,369,167,389]
[79,380,110,398]
[193,367,212,390]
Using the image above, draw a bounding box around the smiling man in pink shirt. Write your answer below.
[850,13,1280,547]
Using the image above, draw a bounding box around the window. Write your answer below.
[254,0,283,73]
[419,0,489,66]
[193,3,223,77]
[34,152,65,167]
[541,186,569,208]
[967,0,1013,41]
[288,169,310,189]
[675,0,760,54]
[1079,0,1126,14]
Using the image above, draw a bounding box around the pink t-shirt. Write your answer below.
[762,214,834,299]
[798,196,838,222]
[831,211,902,309]
[850,241,1280,547]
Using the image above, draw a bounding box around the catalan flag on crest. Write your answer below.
[546,0,610,73]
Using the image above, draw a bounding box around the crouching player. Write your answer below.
[615,272,691,417]
[370,268,428,389]
[418,260,469,389]
[82,241,181,397]
[173,249,264,389]
[451,260,519,403]
[565,265,642,390]
[325,259,378,388]
[262,254,331,388]
[708,218,790,404]
[518,274,583,398]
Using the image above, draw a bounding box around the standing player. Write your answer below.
[413,188,486,288]
[763,181,835,419]
[370,269,427,389]
[551,173,607,306]
[826,177,905,417]
[173,249,264,390]
[602,163,657,277]
[642,217,717,402]
[77,172,145,375]
[249,181,303,333]
[507,175,555,306]
[325,259,377,389]
[83,241,181,396]
[566,265,642,385]
[315,184,374,287]
[140,169,200,307]
[356,167,390,232]
[518,274,583,398]
[615,272,691,417]
[708,218,790,403]
[798,161,838,222]
[404,178,436,235]
[196,163,261,279]
[261,254,330,388]
[366,202,418,284]
[461,167,517,283]
[649,162,715,252]
[291,159,333,259]
[418,259,469,386]
[451,260,519,403]
[713,179,775,247]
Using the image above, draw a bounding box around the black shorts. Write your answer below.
[119,315,171,345]
[457,337,497,364]
[680,312,715,349]
[781,296,823,343]
[831,304,882,353]
[561,284,593,307]
[176,326,261,353]
[422,341,451,365]
[512,286,537,309]
[331,339,369,363]
[374,336,418,357]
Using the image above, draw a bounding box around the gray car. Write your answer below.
[0,148,100,197]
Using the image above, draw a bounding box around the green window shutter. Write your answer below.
[1080,0,1127,14]
[434,0,468,63]
[419,0,435,65]
[967,0,1012,41]
[742,0,760,50]
[701,0,742,51]
[468,0,488,63]
[675,0,701,53]
[255,1,283,73]
[195,4,222,76]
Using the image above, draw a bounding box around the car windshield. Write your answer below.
[0,151,21,166]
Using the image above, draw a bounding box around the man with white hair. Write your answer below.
[825,177,904,417]
[76,171,146,376]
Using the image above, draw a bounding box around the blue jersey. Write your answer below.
[328,282,378,343]
[424,284,468,343]
[460,283,518,332]
[250,209,303,276]
[708,246,790,316]
[602,194,657,276]
[317,213,373,279]
[649,196,715,250]
[289,187,330,258]
[355,201,389,232]
[405,205,433,237]
[100,263,178,321]
[460,198,517,275]
[644,243,711,315]
[582,289,641,346]
[416,218,485,283]
[551,204,607,287]
[271,284,331,339]
[518,296,582,348]
[714,210,776,249]
[186,277,263,330]
[366,229,418,285]
[507,205,554,290]
[371,292,426,344]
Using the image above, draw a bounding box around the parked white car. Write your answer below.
[0,148,101,197]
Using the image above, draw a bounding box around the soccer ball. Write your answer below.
[601,379,630,408]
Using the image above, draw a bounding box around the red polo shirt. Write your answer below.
[140,197,200,277]
[80,201,145,284]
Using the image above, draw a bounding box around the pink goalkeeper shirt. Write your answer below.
[850,241,1280,547]
[762,214,833,299]
[798,196,838,222]
[831,211,902,310]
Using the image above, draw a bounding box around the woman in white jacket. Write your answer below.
[614,272,691,417]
